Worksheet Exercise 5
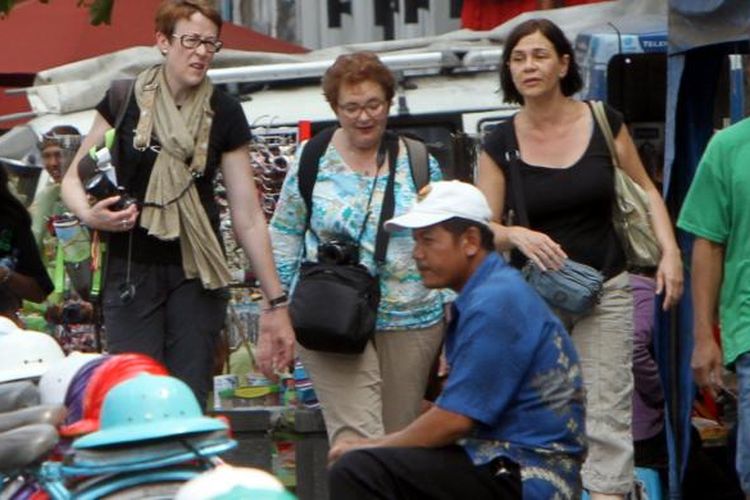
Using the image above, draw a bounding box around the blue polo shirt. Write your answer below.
[436,252,586,499]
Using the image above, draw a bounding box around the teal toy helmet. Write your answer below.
[175,465,297,500]
[73,374,227,449]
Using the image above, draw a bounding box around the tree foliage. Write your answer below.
[0,0,114,25]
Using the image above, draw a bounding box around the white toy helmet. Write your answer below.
[39,351,103,405]
[175,465,296,500]
[0,315,20,335]
[0,330,65,383]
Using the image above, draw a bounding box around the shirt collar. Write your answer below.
[454,252,504,314]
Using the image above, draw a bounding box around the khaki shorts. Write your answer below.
[298,321,444,444]
[557,271,634,494]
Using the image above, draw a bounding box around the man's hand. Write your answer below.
[256,307,295,380]
[691,333,723,397]
[328,436,377,465]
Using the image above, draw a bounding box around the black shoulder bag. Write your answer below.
[504,118,604,315]
[289,132,400,354]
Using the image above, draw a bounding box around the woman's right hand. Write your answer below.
[82,195,139,232]
[507,226,567,271]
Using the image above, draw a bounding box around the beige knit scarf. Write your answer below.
[133,65,230,289]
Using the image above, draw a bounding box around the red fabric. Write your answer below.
[563,0,611,5]
[0,0,308,126]
[461,0,538,31]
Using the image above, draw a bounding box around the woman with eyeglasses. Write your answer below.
[267,52,446,446]
[61,0,294,407]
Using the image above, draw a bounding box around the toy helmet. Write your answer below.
[175,465,297,500]
[39,352,103,405]
[63,355,110,425]
[60,353,167,437]
[0,330,64,383]
[73,374,227,449]
[0,315,21,335]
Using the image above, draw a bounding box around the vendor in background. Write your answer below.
[0,165,54,325]
[61,0,294,406]
[475,18,683,499]
[268,52,446,446]
[31,125,81,247]
[26,126,97,349]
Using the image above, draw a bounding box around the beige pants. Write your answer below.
[298,321,444,444]
[557,271,635,494]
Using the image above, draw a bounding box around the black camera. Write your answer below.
[318,239,360,266]
[84,172,137,212]
[60,301,93,325]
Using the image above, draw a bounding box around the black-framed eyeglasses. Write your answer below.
[172,34,223,53]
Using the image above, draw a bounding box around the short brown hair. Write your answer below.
[155,0,223,38]
[321,52,396,108]
[500,18,582,105]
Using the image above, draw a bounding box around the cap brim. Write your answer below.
[73,416,227,449]
[384,211,451,232]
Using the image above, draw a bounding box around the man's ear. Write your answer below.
[462,227,482,257]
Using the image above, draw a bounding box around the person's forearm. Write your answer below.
[235,210,286,302]
[377,406,472,449]
[60,172,92,224]
[646,189,680,259]
[691,238,724,339]
[1,268,47,303]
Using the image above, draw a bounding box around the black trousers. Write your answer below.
[329,445,522,500]
[102,257,228,407]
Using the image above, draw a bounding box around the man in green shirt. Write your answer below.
[677,118,750,495]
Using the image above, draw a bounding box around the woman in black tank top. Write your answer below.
[475,18,683,499]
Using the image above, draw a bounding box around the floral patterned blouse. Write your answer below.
[269,139,446,331]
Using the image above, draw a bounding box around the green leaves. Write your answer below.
[0,0,114,24]
[78,0,114,25]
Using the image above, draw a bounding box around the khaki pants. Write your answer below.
[298,321,444,444]
[557,271,634,495]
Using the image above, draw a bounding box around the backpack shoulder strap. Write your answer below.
[108,79,135,131]
[401,135,430,191]
[298,126,337,228]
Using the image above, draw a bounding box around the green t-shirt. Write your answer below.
[677,117,750,366]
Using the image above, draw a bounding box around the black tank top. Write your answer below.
[482,102,626,279]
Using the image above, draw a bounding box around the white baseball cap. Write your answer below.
[385,180,492,232]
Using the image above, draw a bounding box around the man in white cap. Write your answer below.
[328,180,586,499]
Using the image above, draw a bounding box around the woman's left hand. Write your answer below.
[257,307,295,379]
[655,248,684,310]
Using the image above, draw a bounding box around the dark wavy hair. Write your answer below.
[0,167,30,227]
[500,18,583,105]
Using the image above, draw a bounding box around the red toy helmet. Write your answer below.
[59,353,168,437]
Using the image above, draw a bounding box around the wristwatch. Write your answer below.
[266,292,289,309]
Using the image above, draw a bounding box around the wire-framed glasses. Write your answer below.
[172,34,223,53]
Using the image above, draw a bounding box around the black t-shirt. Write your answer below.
[95,86,252,263]
[0,215,54,310]
[482,103,626,279]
